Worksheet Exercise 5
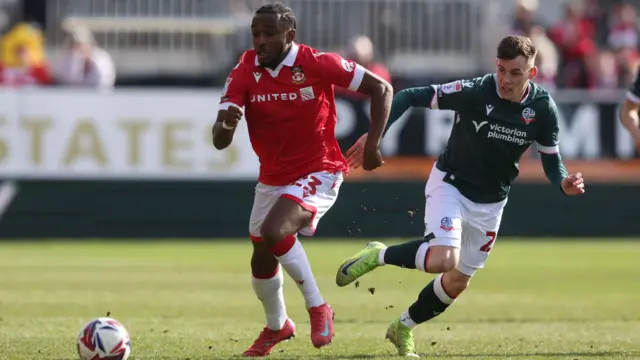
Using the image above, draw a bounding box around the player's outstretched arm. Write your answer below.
[540,152,585,195]
[537,99,585,195]
[356,70,393,148]
[346,86,433,169]
[620,98,640,150]
[212,105,243,150]
[540,152,567,187]
[354,70,394,170]
[383,87,434,137]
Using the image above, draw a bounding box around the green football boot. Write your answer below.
[335,241,386,287]
[385,318,419,357]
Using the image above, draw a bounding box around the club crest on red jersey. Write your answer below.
[291,66,305,84]
[521,107,536,124]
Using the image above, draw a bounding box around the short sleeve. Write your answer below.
[535,99,561,154]
[219,57,250,111]
[314,52,366,91]
[431,78,480,111]
[626,68,640,104]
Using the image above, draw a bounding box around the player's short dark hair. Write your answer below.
[496,35,537,62]
[255,3,296,30]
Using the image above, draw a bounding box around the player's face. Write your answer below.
[495,56,537,101]
[251,13,295,68]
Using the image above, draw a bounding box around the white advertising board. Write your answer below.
[0,88,260,179]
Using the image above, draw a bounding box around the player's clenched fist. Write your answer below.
[212,105,244,150]
[346,133,384,171]
[561,172,585,195]
[362,144,384,171]
[223,105,243,129]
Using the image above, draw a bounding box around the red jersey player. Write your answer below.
[211,2,393,357]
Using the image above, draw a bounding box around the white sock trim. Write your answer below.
[433,273,455,305]
[399,310,417,329]
[415,242,430,272]
[378,247,386,265]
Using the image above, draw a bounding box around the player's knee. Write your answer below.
[259,221,287,247]
[428,257,457,273]
[260,200,305,247]
[426,245,459,273]
[252,241,272,260]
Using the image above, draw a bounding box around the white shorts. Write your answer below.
[424,165,507,276]
[249,171,344,241]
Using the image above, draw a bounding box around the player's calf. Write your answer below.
[250,242,288,329]
[260,198,324,309]
[384,269,470,356]
[399,270,469,327]
[260,197,334,348]
[380,236,459,274]
[251,241,280,278]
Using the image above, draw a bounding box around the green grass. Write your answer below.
[0,238,639,360]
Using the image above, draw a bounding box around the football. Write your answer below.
[76,317,132,360]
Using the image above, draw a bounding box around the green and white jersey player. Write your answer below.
[337,36,586,357]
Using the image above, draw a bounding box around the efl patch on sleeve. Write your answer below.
[440,80,462,94]
[221,77,232,96]
[340,58,355,72]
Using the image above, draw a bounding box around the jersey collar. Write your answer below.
[255,42,300,78]
[493,74,531,103]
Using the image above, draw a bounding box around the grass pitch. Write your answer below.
[0,238,639,360]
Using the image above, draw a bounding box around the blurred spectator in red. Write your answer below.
[337,35,391,100]
[607,3,638,51]
[549,0,596,88]
[55,27,115,90]
[0,22,50,87]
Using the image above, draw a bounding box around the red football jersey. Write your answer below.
[219,43,365,186]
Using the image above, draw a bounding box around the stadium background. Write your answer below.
[0,0,638,238]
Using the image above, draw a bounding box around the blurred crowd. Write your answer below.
[0,21,114,89]
[0,0,639,92]
[511,0,640,90]
[340,0,640,94]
